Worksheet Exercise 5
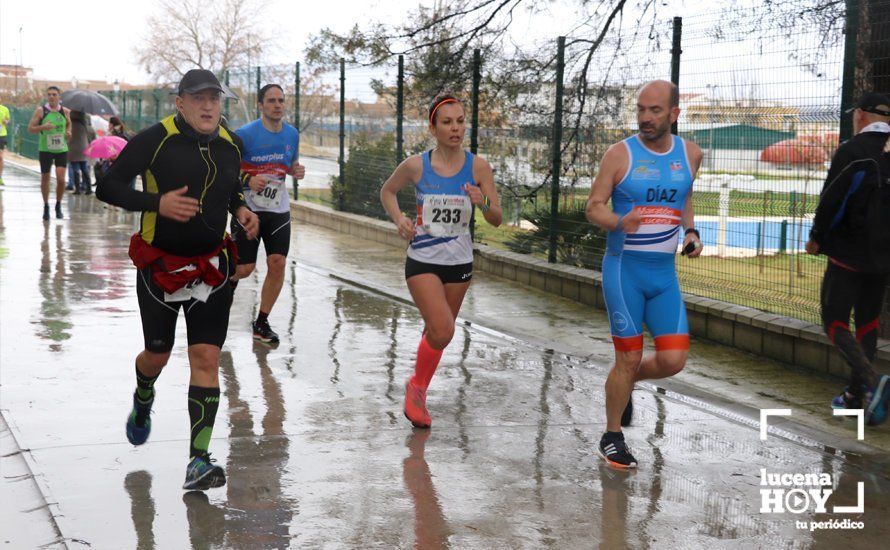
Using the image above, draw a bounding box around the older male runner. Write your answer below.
[97,69,259,490]
[586,80,703,469]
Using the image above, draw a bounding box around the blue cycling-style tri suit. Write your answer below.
[603,134,695,352]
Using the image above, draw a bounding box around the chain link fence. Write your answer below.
[5,1,887,325]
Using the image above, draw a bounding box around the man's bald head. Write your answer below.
[638,80,679,108]
[636,80,680,143]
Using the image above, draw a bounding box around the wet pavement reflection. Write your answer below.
[404,429,451,549]
[1,164,889,548]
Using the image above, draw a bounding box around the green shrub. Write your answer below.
[330,134,415,219]
[506,203,607,270]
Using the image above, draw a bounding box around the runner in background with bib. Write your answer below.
[380,94,502,429]
[230,84,304,343]
[28,86,72,220]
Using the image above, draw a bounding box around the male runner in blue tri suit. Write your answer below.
[586,80,704,469]
[230,84,305,343]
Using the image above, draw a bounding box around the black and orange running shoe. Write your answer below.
[598,432,637,469]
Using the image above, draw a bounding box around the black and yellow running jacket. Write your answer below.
[96,114,247,257]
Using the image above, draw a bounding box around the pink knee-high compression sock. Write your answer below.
[410,336,444,389]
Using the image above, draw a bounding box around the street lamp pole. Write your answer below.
[17,26,24,99]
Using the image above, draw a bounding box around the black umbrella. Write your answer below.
[60,89,119,116]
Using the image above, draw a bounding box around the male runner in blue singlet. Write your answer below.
[230,84,305,343]
[586,80,704,469]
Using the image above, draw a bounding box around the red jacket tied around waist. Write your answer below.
[128,233,237,294]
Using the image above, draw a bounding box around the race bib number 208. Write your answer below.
[422,194,472,237]
[251,180,283,209]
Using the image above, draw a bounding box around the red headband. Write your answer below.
[429,98,459,123]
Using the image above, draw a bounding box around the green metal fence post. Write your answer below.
[549,37,566,264]
[396,55,404,164]
[136,93,143,130]
[256,66,261,119]
[470,49,482,241]
[122,90,128,121]
[670,17,683,136]
[338,59,346,211]
[839,0,859,142]
[224,70,231,120]
[154,90,160,122]
[294,61,301,200]
[470,49,481,155]
[294,62,301,130]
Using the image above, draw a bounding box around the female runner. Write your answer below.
[380,93,502,428]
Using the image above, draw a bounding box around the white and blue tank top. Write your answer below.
[408,150,475,265]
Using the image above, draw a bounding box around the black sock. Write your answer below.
[256,311,269,324]
[188,386,221,459]
[602,430,624,442]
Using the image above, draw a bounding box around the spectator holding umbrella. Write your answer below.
[68,110,96,195]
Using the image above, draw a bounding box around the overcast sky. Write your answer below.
[0,0,719,83]
[0,0,582,84]
[0,0,429,84]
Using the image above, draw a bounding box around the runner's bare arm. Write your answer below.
[681,141,704,257]
[686,141,704,179]
[586,143,632,231]
[681,141,703,230]
[27,107,47,134]
[468,155,502,227]
[381,155,422,240]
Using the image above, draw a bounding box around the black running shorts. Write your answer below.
[405,256,473,284]
[38,151,68,173]
[232,211,291,265]
[136,251,234,353]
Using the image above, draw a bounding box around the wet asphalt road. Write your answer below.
[1,164,889,549]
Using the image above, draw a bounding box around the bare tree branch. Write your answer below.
[134,0,271,83]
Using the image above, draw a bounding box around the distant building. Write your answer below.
[0,64,151,102]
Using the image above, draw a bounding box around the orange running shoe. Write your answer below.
[404,380,432,429]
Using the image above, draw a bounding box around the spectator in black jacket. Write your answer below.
[806,92,890,425]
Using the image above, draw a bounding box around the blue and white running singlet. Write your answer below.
[602,134,695,352]
[235,119,300,214]
[408,151,475,265]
